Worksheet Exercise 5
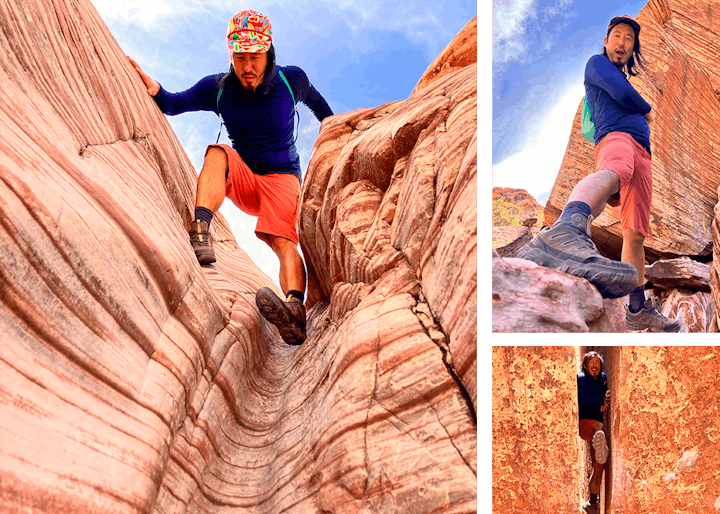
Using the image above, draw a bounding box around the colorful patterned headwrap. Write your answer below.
[227,10,272,54]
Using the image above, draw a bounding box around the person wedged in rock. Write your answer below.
[578,351,610,514]
[518,15,680,332]
[129,10,334,345]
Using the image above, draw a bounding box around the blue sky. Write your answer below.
[492,0,648,204]
[91,0,477,286]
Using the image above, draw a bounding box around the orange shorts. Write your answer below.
[594,132,652,237]
[579,418,604,473]
[208,144,301,247]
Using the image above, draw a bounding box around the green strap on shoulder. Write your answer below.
[581,96,595,143]
[216,69,296,111]
[278,69,296,109]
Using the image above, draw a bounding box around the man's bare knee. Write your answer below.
[594,422,604,433]
[203,146,228,171]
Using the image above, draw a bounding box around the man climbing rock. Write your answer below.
[518,15,680,332]
[578,351,610,514]
[128,10,334,345]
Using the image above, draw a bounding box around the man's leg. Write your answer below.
[582,421,606,514]
[256,235,308,345]
[517,168,638,299]
[622,228,646,286]
[622,227,681,331]
[267,234,307,296]
[567,169,620,219]
[196,146,228,213]
[589,422,606,495]
[189,146,229,264]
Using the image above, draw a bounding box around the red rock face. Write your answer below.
[300,48,477,414]
[492,346,584,512]
[546,0,720,262]
[492,252,624,332]
[492,187,544,227]
[0,1,477,513]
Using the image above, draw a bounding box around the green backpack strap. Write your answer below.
[581,96,595,143]
[278,69,296,110]
[215,70,296,111]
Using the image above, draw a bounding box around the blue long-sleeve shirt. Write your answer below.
[153,65,333,181]
[584,54,652,154]
[577,371,607,423]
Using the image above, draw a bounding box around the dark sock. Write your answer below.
[286,289,304,303]
[629,285,646,313]
[590,493,598,504]
[194,206,214,226]
[554,201,592,227]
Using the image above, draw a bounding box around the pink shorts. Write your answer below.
[208,144,301,246]
[594,132,652,237]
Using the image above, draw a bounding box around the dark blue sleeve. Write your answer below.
[282,66,334,121]
[577,373,606,406]
[585,55,651,114]
[153,74,221,116]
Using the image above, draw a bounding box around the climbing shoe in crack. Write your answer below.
[582,500,599,514]
[625,299,682,333]
[592,430,609,465]
[517,213,638,299]
[189,220,216,264]
[255,287,307,346]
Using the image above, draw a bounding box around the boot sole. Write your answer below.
[194,249,216,265]
[592,430,609,464]
[256,287,306,346]
[518,246,638,299]
[625,317,681,333]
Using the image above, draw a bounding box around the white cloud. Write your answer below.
[91,0,173,25]
[492,83,585,199]
[492,0,537,64]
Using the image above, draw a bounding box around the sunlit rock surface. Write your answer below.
[0,1,477,512]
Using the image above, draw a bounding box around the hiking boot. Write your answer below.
[592,430,609,465]
[189,220,216,264]
[582,500,599,514]
[625,298,682,332]
[255,287,307,345]
[517,213,638,299]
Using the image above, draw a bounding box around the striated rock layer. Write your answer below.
[545,0,720,261]
[0,1,477,513]
[300,48,477,412]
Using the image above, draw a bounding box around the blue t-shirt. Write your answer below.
[584,54,652,154]
[153,65,333,181]
[577,371,607,423]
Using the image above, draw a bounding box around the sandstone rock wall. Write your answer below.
[0,1,477,513]
[546,0,720,262]
[492,346,584,513]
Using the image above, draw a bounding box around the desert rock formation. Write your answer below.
[0,1,477,513]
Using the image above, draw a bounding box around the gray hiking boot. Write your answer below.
[517,213,638,298]
[189,220,216,264]
[592,430,609,465]
[255,287,307,345]
[625,298,682,332]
